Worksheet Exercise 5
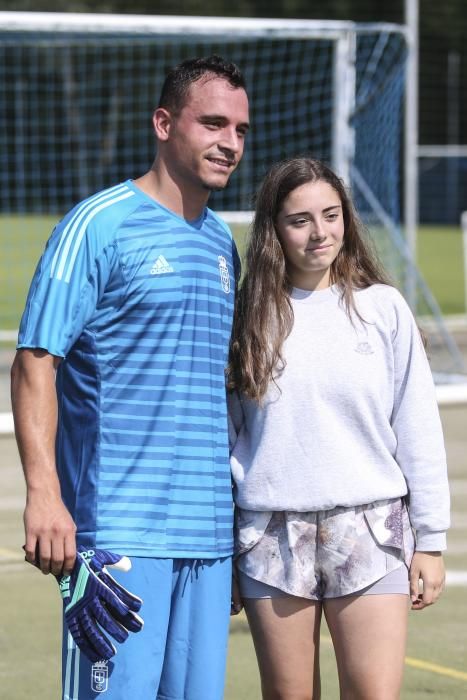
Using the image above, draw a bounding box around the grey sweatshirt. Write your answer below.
[229,284,450,551]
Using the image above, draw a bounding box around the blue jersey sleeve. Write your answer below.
[18,182,137,356]
[18,205,119,357]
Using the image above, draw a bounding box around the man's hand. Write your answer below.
[410,551,445,610]
[23,489,77,576]
[58,548,144,662]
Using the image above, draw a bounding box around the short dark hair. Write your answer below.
[158,55,246,115]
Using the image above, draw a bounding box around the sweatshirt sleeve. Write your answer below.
[389,289,450,551]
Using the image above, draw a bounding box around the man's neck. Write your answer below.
[134,164,209,221]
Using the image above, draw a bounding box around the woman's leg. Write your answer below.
[324,592,409,700]
[244,595,322,700]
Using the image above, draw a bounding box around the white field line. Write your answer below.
[446,570,467,585]
[435,383,467,405]
[0,412,14,434]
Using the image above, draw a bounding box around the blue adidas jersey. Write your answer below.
[18,180,240,558]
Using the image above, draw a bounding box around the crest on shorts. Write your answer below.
[218,255,230,294]
[91,661,109,693]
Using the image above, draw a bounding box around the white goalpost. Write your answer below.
[0,10,466,428]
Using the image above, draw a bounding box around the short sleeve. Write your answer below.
[18,208,118,357]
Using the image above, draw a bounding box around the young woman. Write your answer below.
[227,157,449,699]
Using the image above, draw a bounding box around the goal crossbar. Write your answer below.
[0,12,408,39]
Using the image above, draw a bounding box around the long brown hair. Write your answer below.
[227,156,390,402]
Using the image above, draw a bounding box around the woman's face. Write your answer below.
[275,179,345,291]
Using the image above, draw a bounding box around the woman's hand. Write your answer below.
[231,569,243,615]
[409,551,445,610]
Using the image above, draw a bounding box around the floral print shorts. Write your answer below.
[234,498,415,600]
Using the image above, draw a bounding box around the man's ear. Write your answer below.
[153,107,173,142]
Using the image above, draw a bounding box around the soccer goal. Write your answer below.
[0,11,465,381]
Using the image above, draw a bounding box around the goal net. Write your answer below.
[0,12,465,379]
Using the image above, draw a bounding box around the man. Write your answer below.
[11,55,249,699]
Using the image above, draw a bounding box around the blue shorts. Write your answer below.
[61,556,232,700]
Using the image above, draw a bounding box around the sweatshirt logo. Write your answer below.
[354,341,374,355]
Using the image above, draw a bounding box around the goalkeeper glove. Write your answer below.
[57,548,144,662]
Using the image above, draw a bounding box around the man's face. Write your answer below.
[162,76,250,193]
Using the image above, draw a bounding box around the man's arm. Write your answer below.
[11,349,76,576]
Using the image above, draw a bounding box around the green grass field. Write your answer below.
[1,403,467,699]
[417,227,465,315]
[0,216,466,332]
[1,215,59,332]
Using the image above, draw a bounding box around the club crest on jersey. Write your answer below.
[218,255,230,293]
[91,661,109,693]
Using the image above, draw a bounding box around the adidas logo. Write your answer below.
[150,255,174,275]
